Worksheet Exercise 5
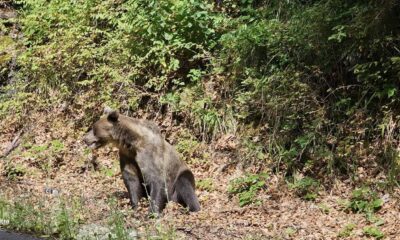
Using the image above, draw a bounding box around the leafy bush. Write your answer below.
[228,173,268,207]
[288,177,320,201]
[347,187,383,215]
[119,0,218,90]
[2,0,400,182]
[213,0,400,178]
[363,226,384,240]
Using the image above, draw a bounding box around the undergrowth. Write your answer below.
[0,196,82,239]
[228,172,268,207]
[288,176,320,201]
[0,195,176,240]
[1,0,399,186]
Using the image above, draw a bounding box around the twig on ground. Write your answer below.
[1,129,23,158]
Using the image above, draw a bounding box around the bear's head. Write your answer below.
[84,109,119,149]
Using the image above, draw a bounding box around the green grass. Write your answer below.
[0,196,82,239]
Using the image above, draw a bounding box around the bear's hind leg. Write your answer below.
[175,174,200,212]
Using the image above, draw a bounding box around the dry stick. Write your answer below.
[1,129,23,158]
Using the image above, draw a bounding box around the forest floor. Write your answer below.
[1,108,400,240]
[1,1,400,239]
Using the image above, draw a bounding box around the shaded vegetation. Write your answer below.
[1,0,400,191]
[288,176,320,201]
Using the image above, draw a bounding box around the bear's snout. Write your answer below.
[83,130,99,149]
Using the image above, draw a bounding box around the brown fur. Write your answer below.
[84,110,200,214]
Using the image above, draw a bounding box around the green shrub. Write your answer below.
[337,223,356,238]
[347,187,383,215]
[119,0,218,90]
[4,0,400,182]
[228,173,268,207]
[288,177,320,201]
[363,226,384,240]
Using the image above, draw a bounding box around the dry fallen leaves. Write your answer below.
[0,111,399,239]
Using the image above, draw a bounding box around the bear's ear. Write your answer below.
[107,111,119,122]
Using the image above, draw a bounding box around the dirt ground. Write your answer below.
[1,110,400,240]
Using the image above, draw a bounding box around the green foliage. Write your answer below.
[213,0,400,178]
[344,187,386,228]
[228,173,268,207]
[100,166,117,177]
[17,139,65,175]
[0,88,36,119]
[347,187,383,215]
[176,133,201,157]
[30,144,47,153]
[337,223,356,238]
[318,203,330,214]
[363,226,384,239]
[3,0,400,181]
[55,203,79,239]
[99,159,120,177]
[105,198,145,240]
[9,201,46,234]
[50,139,65,153]
[146,224,177,240]
[284,227,296,237]
[120,0,218,90]
[197,178,214,192]
[0,197,83,239]
[240,136,267,163]
[3,162,27,180]
[108,207,129,240]
[1,0,399,237]
[0,36,14,64]
[288,177,320,201]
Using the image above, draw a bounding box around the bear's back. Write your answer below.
[139,119,162,135]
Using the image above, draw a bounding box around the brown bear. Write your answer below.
[83,109,200,214]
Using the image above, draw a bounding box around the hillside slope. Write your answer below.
[1,0,400,239]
